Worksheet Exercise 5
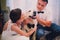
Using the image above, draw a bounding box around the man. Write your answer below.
[35,0,60,40]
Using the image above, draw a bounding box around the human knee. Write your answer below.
[36,29,44,37]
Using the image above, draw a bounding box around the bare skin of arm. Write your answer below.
[11,24,37,37]
[36,14,51,27]
[3,21,9,31]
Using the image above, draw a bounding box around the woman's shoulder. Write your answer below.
[3,20,11,31]
[11,23,19,31]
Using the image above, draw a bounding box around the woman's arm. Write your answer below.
[3,21,8,31]
[11,24,37,37]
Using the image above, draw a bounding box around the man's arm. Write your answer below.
[36,14,51,27]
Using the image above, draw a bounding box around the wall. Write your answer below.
[49,0,60,25]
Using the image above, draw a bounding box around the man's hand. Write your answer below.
[36,14,51,27]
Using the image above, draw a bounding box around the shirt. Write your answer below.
[34,7,53,22]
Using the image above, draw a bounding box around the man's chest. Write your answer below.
[38,13,47,20]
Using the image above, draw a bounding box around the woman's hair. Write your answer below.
[10,8,21,23]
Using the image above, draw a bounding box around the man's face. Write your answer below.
[37,0,47,11]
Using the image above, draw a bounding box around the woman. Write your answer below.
[1,8,37,40]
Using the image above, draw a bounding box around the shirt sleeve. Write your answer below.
[46,9,53,22]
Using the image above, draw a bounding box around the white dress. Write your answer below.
[1,20,29,40]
